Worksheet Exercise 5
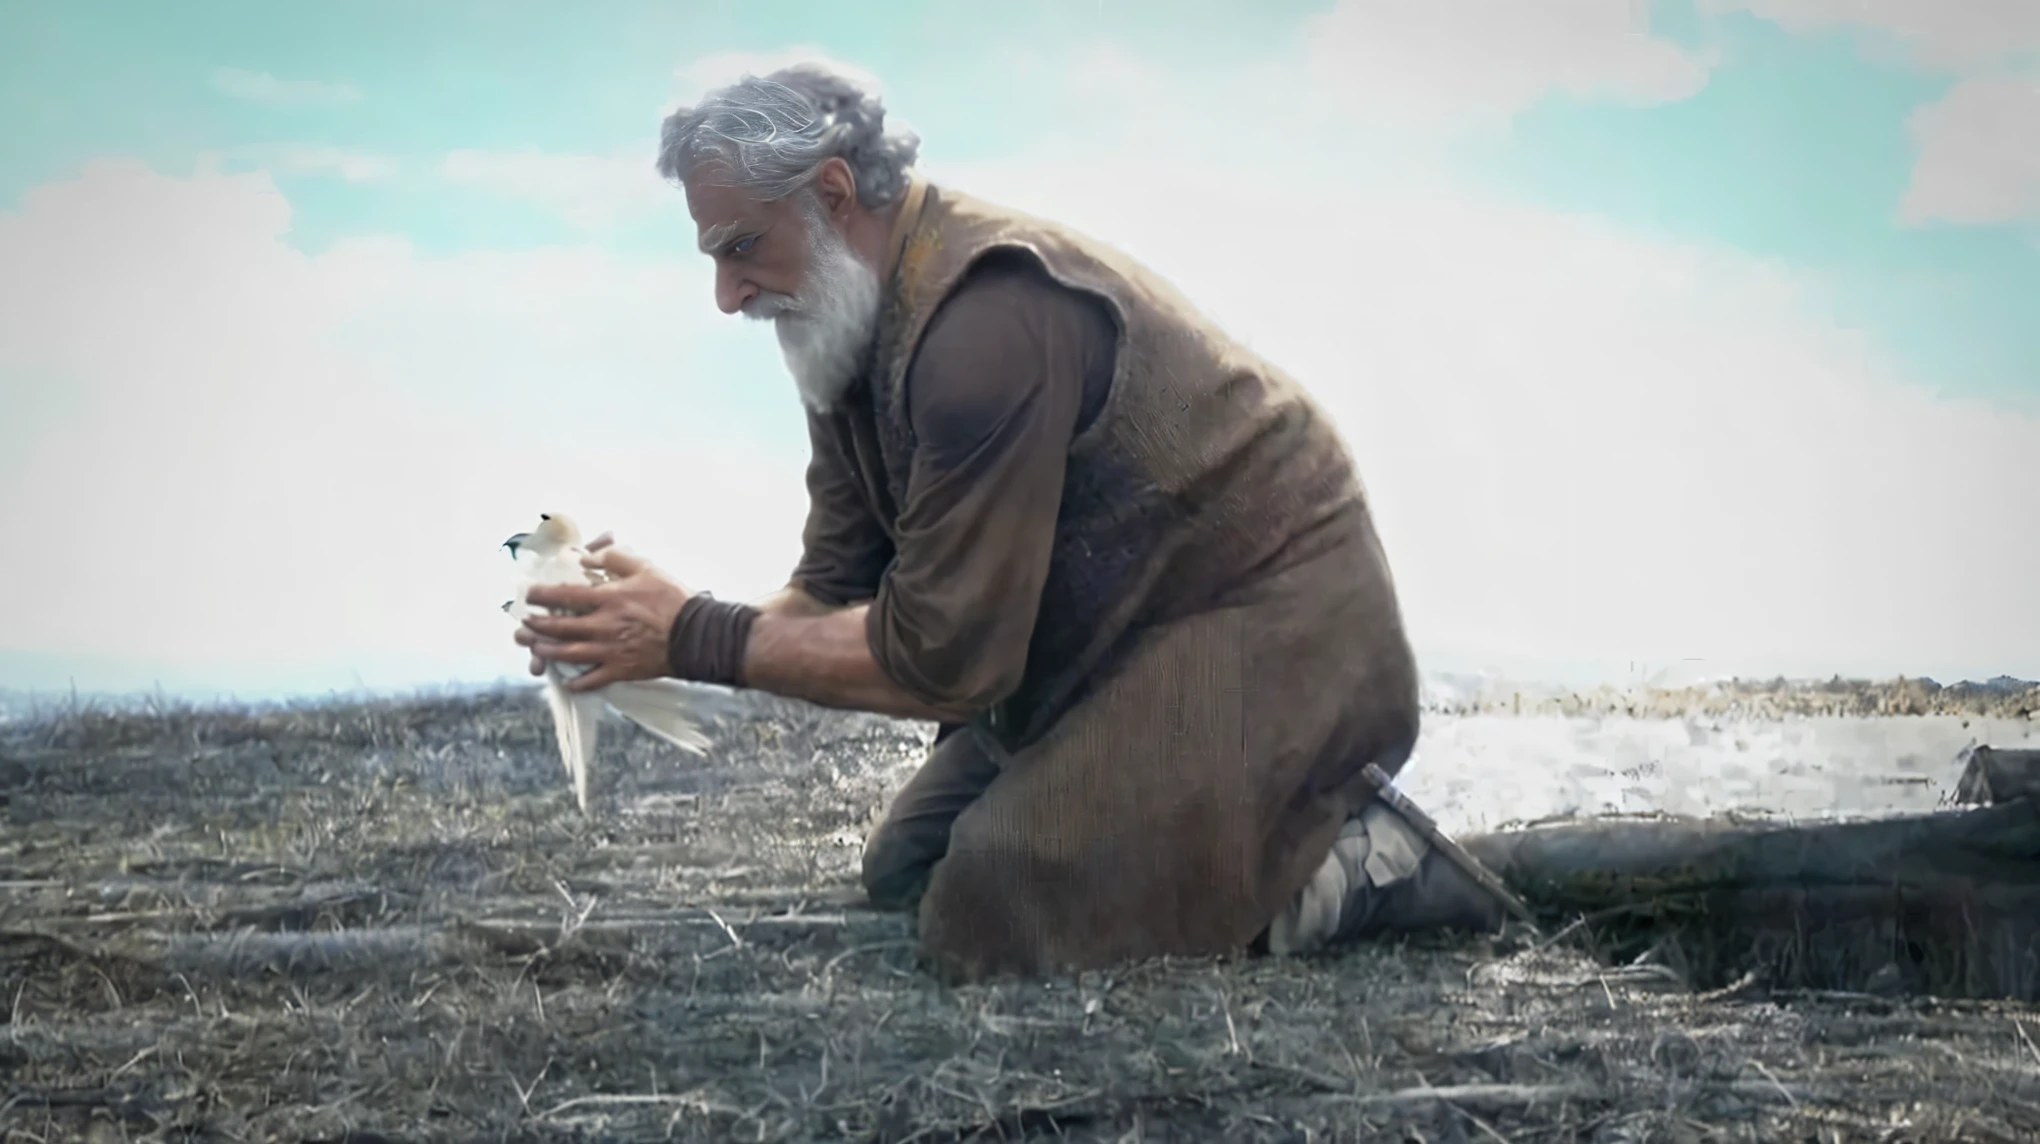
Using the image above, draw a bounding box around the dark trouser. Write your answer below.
[861,723,1503,947]
[861,723,1001,913]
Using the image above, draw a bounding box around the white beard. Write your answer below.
[743,198,882,412]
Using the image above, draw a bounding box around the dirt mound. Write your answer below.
[5,688,2040,1141]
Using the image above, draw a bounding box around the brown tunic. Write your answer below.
[790,248,1115,712]
[792,177,1421,980]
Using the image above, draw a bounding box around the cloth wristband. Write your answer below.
[666,593,761,686]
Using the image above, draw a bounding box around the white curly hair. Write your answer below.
[656,61,922,209]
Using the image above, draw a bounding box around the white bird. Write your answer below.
[502,512,713,813]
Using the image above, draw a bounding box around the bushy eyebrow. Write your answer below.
[698,219,750,255]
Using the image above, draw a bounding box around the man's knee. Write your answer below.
[860,817,938,912]
[858,726,1004,913]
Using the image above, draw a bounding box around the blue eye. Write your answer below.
[731,235,758,256]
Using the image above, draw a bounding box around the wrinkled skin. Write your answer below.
[517,536,693,693]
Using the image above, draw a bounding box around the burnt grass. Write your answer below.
[5,687,2040,1143]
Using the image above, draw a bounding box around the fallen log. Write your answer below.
[1459,800,2040,1000]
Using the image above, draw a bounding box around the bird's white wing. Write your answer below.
[601,677,713,756]
[533,541,714,758]
[509,528,716,813]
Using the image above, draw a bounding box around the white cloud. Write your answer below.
[0,161,810,691]
[6,24,2038,698]
[1059,41,1171,106]
[489,8,1710,248]
[432,46,898,234]
[1301,0,1716,128]
[921,144,2040,683]
[1899,74,2040,224]
[424,47,907,242]
[1698,0,2040,73]
[210,67,362,107]
[440,149,671,230]
[279,146,398,182]
[670,45,888,109]
[1699,1,2040,225]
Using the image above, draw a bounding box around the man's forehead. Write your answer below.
[685,175,773,250]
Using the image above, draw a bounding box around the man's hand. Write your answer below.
[515,530,618,678]
[516,535,690,693]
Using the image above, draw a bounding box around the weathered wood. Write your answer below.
[1664,882,2040,999]
[1459,802,2040,998]
[1459,801,2040,909]
[1954,746,2040,806]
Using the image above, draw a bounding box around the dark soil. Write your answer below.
[5,687,2040,1142]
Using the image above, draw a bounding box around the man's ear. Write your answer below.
[813,156,860,218]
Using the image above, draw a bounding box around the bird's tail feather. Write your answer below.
[542,676,604,813]
[602,678,714,756]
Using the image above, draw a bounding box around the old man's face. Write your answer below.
[686,166,882,412]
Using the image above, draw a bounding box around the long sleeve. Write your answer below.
[866,252,1119,712]
[788,409,895,608]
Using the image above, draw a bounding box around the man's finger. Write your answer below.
[529,654,546,677]
[583,546,647,578]
[523,614,608,642]
[531,639,606,666]
[562,664,620,693]
[526,583,605,612]
[586,531,615,552]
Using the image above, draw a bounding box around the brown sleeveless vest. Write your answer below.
[867,178,1372,750]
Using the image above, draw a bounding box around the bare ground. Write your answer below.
[5,686,2040,1143]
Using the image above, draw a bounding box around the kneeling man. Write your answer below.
[517,62,1511,981]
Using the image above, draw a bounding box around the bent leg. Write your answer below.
[913,507,1422,980]
[916,603,1409,980]
[860,726,1003,912]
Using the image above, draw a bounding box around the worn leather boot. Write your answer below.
[1266,798,1509,955]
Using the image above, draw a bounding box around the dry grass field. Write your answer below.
[4,678,2039,1142]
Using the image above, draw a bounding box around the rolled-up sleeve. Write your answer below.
[789,412,894,608]
[867,254,1114,713]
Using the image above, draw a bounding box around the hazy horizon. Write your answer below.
[2,656,2030,714]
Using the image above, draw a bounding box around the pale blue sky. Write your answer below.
[2,0,2035,700]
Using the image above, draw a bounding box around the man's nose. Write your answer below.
[716,266,757,315]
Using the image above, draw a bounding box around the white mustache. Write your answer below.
[743,291,799,320]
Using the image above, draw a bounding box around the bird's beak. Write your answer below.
[502,532,531,556]
[501,600,515,613]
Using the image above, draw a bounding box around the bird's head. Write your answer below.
[502,511,582,558]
